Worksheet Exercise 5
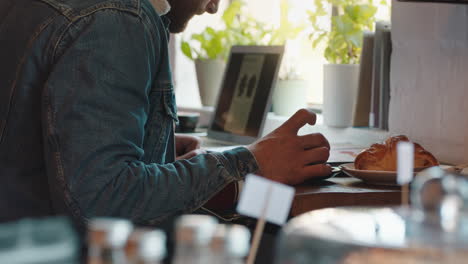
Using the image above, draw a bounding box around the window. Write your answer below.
[172,0,390,108]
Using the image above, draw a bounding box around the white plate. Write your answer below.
[339,163,430,186]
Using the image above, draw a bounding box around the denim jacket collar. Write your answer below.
[149,0,170,15]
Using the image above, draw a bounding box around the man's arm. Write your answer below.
[42,9,256,225]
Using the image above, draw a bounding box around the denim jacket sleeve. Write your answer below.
[43,7,258,225]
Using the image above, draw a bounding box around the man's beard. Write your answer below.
[165,8,195,33]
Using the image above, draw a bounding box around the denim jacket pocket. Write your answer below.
[142,87,178,164]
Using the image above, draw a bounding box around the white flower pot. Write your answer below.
[195,59,226,107]
[272,79,309,117]
[323,64,360,127]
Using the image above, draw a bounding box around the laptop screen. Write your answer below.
[209,46,284,144]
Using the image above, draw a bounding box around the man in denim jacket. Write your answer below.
[0,0,331,228]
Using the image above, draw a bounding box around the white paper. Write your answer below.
[397,142,414,185]
[237,174,295,226]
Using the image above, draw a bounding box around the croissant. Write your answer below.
[354,135,439,171]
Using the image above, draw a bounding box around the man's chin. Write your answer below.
[165,11,191,34]
[169,21,188,34]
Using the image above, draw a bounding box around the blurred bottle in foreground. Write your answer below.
[210,224,251,264]
[0,217,79,264]
[87,218,133,264]
[125,228,166,264]
[172,215,218,264]
[411,166,468,231]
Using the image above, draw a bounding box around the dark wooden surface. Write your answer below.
[291,177,402,217]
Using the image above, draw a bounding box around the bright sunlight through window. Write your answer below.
[173,0,390,108]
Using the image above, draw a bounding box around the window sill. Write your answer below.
[178,105,390,146]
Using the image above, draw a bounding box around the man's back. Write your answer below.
[0,0,147,223]
[0,0,61,222]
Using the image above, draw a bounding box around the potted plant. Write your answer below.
[308,0,378,127]
[180,6,231,107]
[181,0,273,107]
[181,28,227,107]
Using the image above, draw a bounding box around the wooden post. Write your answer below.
[402,184,409,206]
[246,184,273,264]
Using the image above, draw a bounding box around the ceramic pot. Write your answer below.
[195,59,226,107]
[323,64,360,127]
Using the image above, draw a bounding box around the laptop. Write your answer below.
[204,45,284,150]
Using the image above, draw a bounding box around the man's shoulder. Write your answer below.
[38,0,145,20]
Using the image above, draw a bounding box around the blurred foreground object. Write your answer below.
[276,166,468,264]
[87,218,133,264]
[125,228,166,264]
[172,215,251,264]
[210,224,250,264]
[411,166,467,232]
[0,217,79,264]
[172,215,218,264]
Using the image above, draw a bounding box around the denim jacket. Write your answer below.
[0,0,258,227]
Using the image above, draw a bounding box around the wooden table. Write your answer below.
[290,177,402,217]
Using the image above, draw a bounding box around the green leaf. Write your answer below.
[222,0,242,27]
[345,4,377,24]
[312,32,327,48]
[191,33,205,43]
[206,27,216,36]
[347,30,363,48]
[206,36,222,59]
[181,41,193,60]
[332,16,354,34]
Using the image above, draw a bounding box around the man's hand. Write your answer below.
[175,134,206,160]
[247,109,331,185]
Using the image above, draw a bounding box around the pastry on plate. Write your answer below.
[354,135,439,171]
